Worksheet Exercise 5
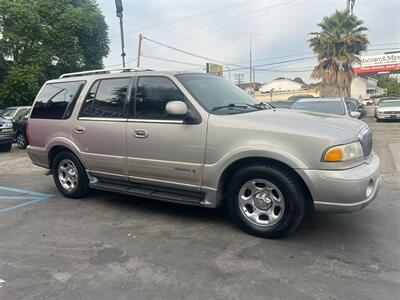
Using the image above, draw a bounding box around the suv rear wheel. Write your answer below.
[52,151,89,198]
[226,164,306,238]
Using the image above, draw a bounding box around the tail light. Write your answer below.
[26,122,30,144]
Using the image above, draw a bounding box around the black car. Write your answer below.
[12,113,30,149]
[268,101,293,109]
[0,116,15,152]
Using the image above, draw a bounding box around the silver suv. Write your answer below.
[26,69,381,238]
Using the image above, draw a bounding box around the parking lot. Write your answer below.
[0,116,399,300]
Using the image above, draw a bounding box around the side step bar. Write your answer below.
[89,180,204,206]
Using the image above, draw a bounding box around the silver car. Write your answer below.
[376,98,400,122]
[26,70,381,238]
[291,97,361,118]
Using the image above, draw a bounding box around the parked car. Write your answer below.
[375,98,400,122]
[13,112,30,149]
[287,94,314,103]
[26,70,380,238]
[346,100,362,119]
[0,106,31,120]
[0,116,15,152]
[291,98,361,118]
[374,97,400,117]
[362,99,374,106]
[347,98,363,112]
[268,101,293,109]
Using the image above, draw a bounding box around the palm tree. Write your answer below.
[309,10,369,97]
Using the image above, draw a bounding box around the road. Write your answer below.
[0,116,399,300]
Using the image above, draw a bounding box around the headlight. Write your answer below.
[322,142,364,162]
[2,122,13,129]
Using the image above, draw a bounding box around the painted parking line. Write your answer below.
[0,186,53,213]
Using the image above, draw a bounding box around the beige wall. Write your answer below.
[255,88,319,102]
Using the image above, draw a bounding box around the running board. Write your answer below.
[89,180,204,206]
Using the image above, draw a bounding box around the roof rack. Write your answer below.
[59,68,153,78]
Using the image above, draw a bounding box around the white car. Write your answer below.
[376,98,400,122]
[362,99,374,106]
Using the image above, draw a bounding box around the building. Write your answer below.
[259,78,304,93]
[351,76,385,100]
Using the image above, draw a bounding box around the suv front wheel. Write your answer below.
[52,151,90,198]
[227,164,306,238]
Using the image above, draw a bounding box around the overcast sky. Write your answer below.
[97,0,400,84]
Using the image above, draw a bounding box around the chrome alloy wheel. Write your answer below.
[58,159,79,192]
[238,179,285,226]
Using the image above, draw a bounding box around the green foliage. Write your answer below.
[293,77,305,85]
[0,0,110,108]
[309,10,369,97]
[377,75,400,96]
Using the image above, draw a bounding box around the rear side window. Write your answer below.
[80,78,131,118]
[31,81,85,119]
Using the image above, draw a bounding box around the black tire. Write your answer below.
[0,143,12,152]
[16,133,28,149]
[52,151,90,198]
[226,164,306,238]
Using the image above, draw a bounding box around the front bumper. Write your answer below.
[0,132,15,145]
[376,113,400,120]
[298,153,381,213]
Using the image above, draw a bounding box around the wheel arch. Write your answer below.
[48,144,87,171]
[217,156,314,210]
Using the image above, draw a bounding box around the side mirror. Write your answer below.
[166,101,188,116]
[350,111,361,119]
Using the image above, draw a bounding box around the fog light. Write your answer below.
[366,179,374,198]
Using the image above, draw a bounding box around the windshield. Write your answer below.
[379,100,400,107]
[176,74,262,114]
[0,107,17,118]
[291,100,346,115]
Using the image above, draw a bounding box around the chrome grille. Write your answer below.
[358,127,372,158]
[384,111,400,114]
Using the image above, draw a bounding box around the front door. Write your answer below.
[126,75,207,190]
[72,77,133,181]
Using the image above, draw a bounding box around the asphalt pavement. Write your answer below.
[0,115,399,300]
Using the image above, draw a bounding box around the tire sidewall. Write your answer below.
[17,133,27,149]
[52,151,89,198]
[227,165,304,238]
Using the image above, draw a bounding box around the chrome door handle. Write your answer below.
[74,126,85,134]
[134,129,148,138]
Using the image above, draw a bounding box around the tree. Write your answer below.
[377,75,400,96]
[293,77,305,85]
[0,0,110,107]
[309,10,369,97]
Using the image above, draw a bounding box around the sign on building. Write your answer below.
[206,63,223,77]
[353,53,400,74]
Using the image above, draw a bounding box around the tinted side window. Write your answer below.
[31,81,85,119]
[135,77,185,119]
[80,78,130,118]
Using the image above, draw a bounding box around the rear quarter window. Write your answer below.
[31,81,86,119]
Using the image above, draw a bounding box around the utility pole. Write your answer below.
[115,0,126,68]
[249,35,253,95]
[137,33,143,68]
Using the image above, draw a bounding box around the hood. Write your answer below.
[377,106,400,112]
[221,108,366,137]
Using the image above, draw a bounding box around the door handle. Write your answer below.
[134,129,148,138]
[74,126,85,134]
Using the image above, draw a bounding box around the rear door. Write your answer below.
[126,75,207,190]
[72,77,133,181]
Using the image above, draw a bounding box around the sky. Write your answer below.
[97,0,400,84]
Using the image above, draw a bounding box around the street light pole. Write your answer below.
[115,0,126,68]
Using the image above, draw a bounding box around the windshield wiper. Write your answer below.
[212,103,263,112]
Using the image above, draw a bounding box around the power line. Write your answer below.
[143,0,309,53]
[148,1,291,40]
[142,36,246,68]
[141,55,204,67]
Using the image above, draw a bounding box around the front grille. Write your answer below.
[358,127,372,158]
[384,111,400,114]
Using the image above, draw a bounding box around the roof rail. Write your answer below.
[59,68,153,78]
